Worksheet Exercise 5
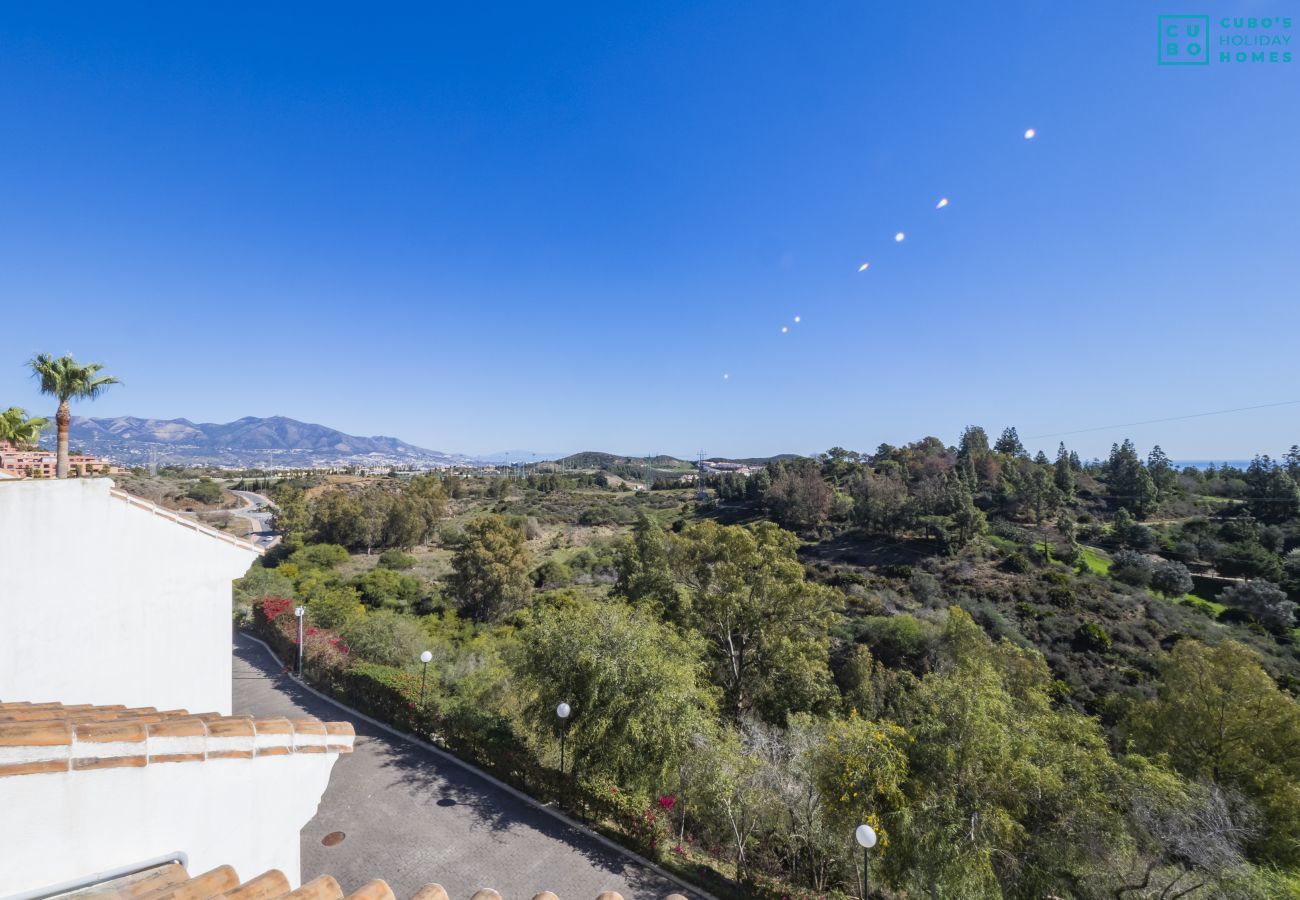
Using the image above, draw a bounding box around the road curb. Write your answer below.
[236,631,716,900]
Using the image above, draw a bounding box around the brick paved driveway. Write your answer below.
[232,633,700,900]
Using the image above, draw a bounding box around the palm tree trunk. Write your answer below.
[55,400,71,478]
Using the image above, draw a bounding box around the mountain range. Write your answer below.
[49,415,471,469]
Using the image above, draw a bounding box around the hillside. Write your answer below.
[244,430,1300,897]
[55,415,469,469]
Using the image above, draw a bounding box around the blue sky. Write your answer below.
[1,2,1296,460]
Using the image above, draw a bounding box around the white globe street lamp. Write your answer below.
[419,650,434,707]
[293,607,306,676]
[855,824,877,898]
[556,702,572,775]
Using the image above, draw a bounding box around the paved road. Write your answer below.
[229,490,280,550]
[232,634,698,899]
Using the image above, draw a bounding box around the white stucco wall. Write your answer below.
[0,753,337,892]
[0,479,258,715]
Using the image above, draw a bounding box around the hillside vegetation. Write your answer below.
[236,427,1300,899]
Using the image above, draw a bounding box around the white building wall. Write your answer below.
[0,479,258,715]
[0,754,336,892]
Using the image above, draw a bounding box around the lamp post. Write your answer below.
[556,702,571,775]
[855,824,877,899]
[419,650,433,707]
[292,603,304,676]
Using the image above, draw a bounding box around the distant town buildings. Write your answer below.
[0,441,111,478]
[700,460,762,476]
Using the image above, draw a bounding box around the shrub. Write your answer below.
[1215,541,1284,581]
[233,566,295,611]
[1110,550,1154,588]
[185,477,224,504]
[289,544,350,570]
[308,587,365,629]
[252,596,350,672]
[1075,621,1112,652]
[860,614,941,670]
[337,610,428,667]
[353,567,422,610]
[377,549,417,570]
[1003,552,1030,573]
[1219,579,1297,632]
[532,559,573,589]
[1151,561,1194,598]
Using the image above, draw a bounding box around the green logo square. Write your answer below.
[1159,15,1210,65]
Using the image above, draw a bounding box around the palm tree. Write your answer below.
[0,407,49,449]
[28,354,119,478]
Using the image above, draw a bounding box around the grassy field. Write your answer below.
[1080,545,1111,576]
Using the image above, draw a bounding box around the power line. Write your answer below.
[1025,400,1300,440]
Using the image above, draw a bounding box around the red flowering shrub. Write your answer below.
[252,595,349,678]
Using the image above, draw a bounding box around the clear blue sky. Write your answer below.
[1,2,1296,460]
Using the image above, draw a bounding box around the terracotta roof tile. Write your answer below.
[219,870,291,900]
[408,888,449,900]
[283,875,343,900]
[0,702,353,779]
[342,880,396,900]
[65,863,674,900]
[135,866,239,900]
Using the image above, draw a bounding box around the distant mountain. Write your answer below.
[52,415,474,469]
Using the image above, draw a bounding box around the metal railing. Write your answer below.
[108,488,264,555]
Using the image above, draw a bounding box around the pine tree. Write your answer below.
[1054,443,1075,498]
[994,426,1026,457]
[958,425,990,460]
[1107,439,1157,516]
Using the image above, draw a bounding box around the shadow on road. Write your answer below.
[232,634,700,899]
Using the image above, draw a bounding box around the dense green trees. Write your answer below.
[512,600,713,791]
[1107,440,1158,517]
[229,425,1300,897]
[450,515,533,622]
[1125,640,1300,867]
[662,520,841,723]
[766,459,834,530]
[613,513,677,613]
[307,483,445,552]
[1244,455,1300,521]
[884,610,1128,897]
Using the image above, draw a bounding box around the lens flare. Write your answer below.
[793,315,801,323]
[781,326,789,333]
[1024,128,1036,139]
[894,232,905,242]
[936,197,949,209]
[857,262,870,272]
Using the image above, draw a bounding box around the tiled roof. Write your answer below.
[62,862,691,900]
[0,701,354,778]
